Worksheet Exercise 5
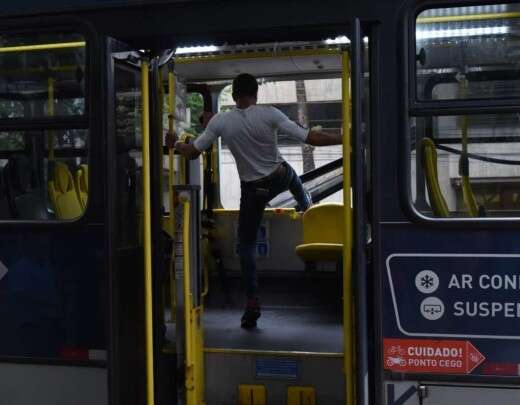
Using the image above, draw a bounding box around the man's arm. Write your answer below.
[270,107,342,146]
[305,129,343,146]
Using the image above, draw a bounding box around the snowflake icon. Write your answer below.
[420,275,435,289]
[415,270,439,294]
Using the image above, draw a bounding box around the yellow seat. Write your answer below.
[421,138,450,218]
[75,164,88,210]
[48,161,83,219]
[295,203,344,262]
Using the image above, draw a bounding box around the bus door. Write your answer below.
[107,41,179,405]
[106,39,144,405]
[172,40,362,404]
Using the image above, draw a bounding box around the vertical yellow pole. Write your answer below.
[47,77,55,161]
[182,198,195,403]
[141,60,155,405]
[181,194,205,405]
[341,51,355,405]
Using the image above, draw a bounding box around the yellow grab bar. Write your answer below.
[182,197,194,390]
[141,59,155,405]
[421,138,450,218]
[341,51,354,405]
[0,41,86,53]
[417,11,520,24]
[459,79,479,217]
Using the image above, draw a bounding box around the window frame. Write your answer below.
[0,17,97,226]
[401,0,520,227]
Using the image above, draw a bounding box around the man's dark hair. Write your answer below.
[232,73,258,99]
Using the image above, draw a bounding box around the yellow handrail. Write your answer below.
[417,11,520,24]
[0,41,85,53]
[141,59,155,405]
[341,50,354,405]
[175,48,344,64]
[182,197,194,392]
[459,79,479,217]
[180,194,205,405]
[421,138,450,218]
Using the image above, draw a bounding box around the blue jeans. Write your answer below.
[238,162,311,299]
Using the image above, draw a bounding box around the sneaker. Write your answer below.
[241,298,261,329]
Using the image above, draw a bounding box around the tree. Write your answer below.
[296,80,315,173]
[186,92,204,135]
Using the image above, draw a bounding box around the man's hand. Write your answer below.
[165,130,177,149]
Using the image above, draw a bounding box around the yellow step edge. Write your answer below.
[288,386,316,405]
[238,384,266,405]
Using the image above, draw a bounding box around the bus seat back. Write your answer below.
[49,161,82,220]
[421,138,450,218]
[295,203,344,262]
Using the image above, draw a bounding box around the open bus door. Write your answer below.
[170,39,361,404]
[106,38,148,405]
[107,41,180,405]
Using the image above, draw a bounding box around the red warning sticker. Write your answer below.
[384,338,485,374]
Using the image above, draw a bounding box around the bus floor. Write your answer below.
[164,273,343,354]
[203,304,342,353]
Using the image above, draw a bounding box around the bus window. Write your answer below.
[115,62,142,247]
[415,4,520,101]
[218,79,343,208]
[0,32,86,119]
[411,5,520,219]
[0,101,24,119]
[0,131,24,151]
[0,130,88,220]
[411,114,520,217]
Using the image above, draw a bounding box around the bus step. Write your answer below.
[238,384,266,405]
[287,386,316,405]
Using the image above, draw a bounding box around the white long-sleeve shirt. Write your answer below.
[193,105,309,182]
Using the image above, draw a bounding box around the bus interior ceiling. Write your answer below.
[162,39,349,354]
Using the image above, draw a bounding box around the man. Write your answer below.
[173,73,342,328]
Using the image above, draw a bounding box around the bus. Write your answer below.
[0,1,519,405]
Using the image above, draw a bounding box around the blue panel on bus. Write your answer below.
[255,358,299,380]
[386,254,520,338]
[381,227,520,378]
